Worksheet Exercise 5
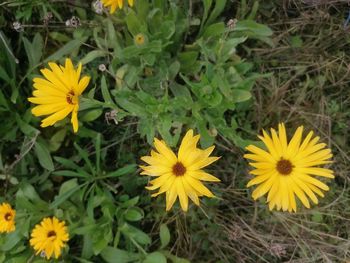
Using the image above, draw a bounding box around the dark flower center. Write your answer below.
[66,90,75,104]
[47,230,57,238]
[172,162,186,176]
[4,213,12,221]
[276,159,293,175]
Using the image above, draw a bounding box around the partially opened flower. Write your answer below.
[28,58,90,133]
[140,130,220,212]
[30,217,69,259]
[245,123,334,212]
[0,203,16,233]
[101,0,134,13]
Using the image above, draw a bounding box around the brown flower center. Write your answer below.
[47,230,57,238]
[172,162,186,176]
[4,213,12,221]
[276,159,293,175]
[66,90,76,105]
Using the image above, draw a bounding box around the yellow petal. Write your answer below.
[270,128,283,157]
[182,177,200,206]
[295,149,332,165]
[41,107,73,127]
[267,175,280,202]
[76,76,90,95]
[151,175,176,197]
[290,178,310,208]
[288,184,297,212]
[286,126,303,159]
[258,129,279,159]
[297,173,329,191]
[298,130,314,152]
[189,170,220,182]
[188,156,220,171]
[278,123,288,155]
[166,184,178,211]
[294,167,334,178]
[31,102,68,116]
[184,176,214,197]
[247,172,273,187]
[280,178,289,211]
[293,177,318,204]
[245,145,276,162]
[153,138,177,163]
[71,106,79,133]
[251,173,276,200]
[176,179,188,212]
[248,162,275,169]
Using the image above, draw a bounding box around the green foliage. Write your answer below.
[0,0,273,262]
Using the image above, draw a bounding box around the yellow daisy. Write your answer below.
[0,203,16,233]
[28,58,90,133]
[101,0,134,13]
[30,217,69,259]
[244,123,334,212]
[140,129,220,212]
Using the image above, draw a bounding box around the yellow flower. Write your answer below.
[28,58,90,133]
[101,0,134,13]
[30,217,69,259]
[140,130,220,212]
[244,123,334,212]
[0,203,16,233]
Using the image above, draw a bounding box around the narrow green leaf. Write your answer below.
[34,141,54,171]
[80,50,108,65]
[101,75,114,105]
[159,224,170,249]
[49,182,86,209]
[105,164,136,178]
[44,39,82,62]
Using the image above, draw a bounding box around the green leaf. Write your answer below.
[159,224,170,249]
[80,50,108,65]
[231,89,251,103]
[100,247,139,263]
[53,156,91,177]
[202,22,225,39]
[105,164,136,178]
[162,251,190,263]
[205,0,227,27]
[49,129,67,152]
[81,109,103,122]
[101,75,114,105]
[0,231,21,252]
[44,39,82,63]
[53,170,87,178]
[124,207,144,222]
[34,141,54,171]
[23,33,43,69]
[125,11,143,36]
[234,20,273,37]
[143,252,167,263]
[120,223,151,245]
[49,181,86,209]
[74,143,95,175]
